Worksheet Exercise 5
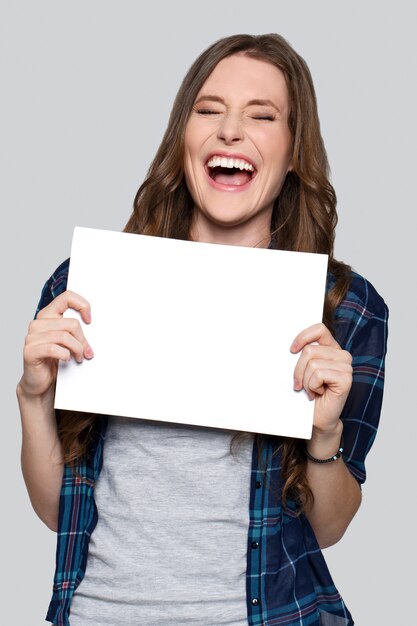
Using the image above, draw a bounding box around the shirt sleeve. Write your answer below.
[337,278,389,485]
[35,259,70,317]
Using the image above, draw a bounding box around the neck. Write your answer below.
[190,210,272,249]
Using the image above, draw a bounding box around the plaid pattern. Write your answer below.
[37,257,388,626]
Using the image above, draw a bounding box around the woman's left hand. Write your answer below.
[291,323,353,436]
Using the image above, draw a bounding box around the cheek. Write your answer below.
[183,155,201,205]
[267,137,292,174]
[183,136,201,179]
[184,119,202,152]
[183,153,199,189]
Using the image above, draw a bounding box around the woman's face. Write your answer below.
[184,53,292,245]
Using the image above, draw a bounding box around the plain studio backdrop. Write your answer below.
[1,1,414,624]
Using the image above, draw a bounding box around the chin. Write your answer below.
[201,199,256,221]
[205,212,251,228]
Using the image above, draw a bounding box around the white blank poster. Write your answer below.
[55,227,328,439]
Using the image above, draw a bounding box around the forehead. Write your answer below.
[197,54,289,109]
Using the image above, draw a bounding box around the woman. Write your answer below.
[17,34,388,626]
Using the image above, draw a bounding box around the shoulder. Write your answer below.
[327,270,389,351]
[35,258,70,316]
[333,270,388,322]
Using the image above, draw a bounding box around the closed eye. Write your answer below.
[196,108,221,115]
[252,115,276,121]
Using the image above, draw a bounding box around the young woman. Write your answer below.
[17,34,388,626]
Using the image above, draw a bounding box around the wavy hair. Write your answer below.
[58,34,351,511]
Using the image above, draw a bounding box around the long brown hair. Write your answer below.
[58,34,351,511]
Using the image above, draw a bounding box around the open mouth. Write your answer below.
[205,156,256,187]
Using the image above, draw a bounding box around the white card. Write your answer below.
[55,227,328,439]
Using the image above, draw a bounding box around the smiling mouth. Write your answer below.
[206,156,256,187]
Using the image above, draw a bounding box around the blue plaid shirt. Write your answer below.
[37,257,388,626]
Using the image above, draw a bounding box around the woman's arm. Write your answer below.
[17,291,93,531]
[303,423,362,548]
[17,384,64,531]
[291,323,361,548]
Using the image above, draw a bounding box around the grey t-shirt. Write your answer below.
[69,416,254,625]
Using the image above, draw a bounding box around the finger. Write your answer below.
[24,342,72,365]
[304,363,353,398]
[28,318,91,350]
[25,330,87,363]
[290,323,340,353]
[36,290,91,324]
[27,318,94,359]
[293,345,351,390]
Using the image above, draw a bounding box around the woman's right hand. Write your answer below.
[19,290,94,399]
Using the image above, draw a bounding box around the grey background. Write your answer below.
[1,1,414,624]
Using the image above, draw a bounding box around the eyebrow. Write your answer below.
[194,94,282,113]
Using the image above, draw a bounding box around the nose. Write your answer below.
[217,111,243,144]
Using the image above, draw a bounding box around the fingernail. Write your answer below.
[293,378,300,390]
[290,341,298,352]
[85,346,94,359]
[85,312,92,323]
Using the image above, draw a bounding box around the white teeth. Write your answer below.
[206,156,254,171]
